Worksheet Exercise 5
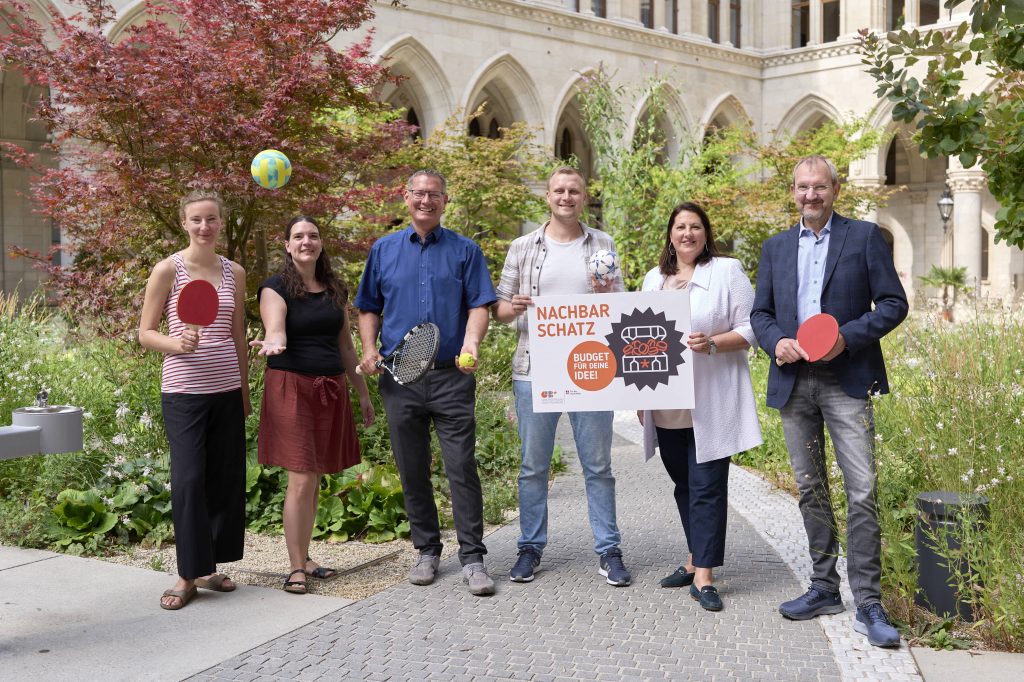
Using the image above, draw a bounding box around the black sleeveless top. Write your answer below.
[258,274,344,376]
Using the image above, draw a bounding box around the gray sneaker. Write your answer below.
[408,554,440,585]
[462,562,496,596]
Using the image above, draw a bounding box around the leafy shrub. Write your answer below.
[739,314,1024,649]
[0,295,523,556]
[47,489,117,553]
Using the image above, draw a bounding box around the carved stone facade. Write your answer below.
[3,0,1014,305]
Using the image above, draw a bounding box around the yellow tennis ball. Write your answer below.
[250,149,292,189]
[457,353,476,368]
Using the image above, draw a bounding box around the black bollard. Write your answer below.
[914,490,989,621]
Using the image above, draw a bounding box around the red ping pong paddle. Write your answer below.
[796,313,839,362]
[177,279,219,328]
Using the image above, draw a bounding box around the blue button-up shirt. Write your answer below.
[354,225,497,360]
[796,214,833,325]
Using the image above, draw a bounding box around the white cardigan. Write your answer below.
[641,257,763,463]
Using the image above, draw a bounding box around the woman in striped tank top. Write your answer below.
[139,189,250,610]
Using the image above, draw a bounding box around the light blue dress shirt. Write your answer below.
[796,214,834,325]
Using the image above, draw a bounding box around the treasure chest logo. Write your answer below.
[605,308,687,390]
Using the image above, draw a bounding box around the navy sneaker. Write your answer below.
[510,549,541,582]
[779,586,844,620]
[854,603,901,648]
[598,548,632,586]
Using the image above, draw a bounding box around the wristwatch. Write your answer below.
[708,338,718,355]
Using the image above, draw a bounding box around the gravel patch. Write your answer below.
[100,523,508,600]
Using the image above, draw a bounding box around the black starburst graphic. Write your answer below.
[605,308,687,390]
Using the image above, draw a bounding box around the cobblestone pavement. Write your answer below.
[195,419,841,681]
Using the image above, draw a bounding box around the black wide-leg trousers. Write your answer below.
[161,389,246,579]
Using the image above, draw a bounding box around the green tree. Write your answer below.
[576,66,891,289]
[384,106,552,269]
[859,0,1024,246]
[919,264,970,321]
[0,0,405,332]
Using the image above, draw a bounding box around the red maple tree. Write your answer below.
[1,0,407,332]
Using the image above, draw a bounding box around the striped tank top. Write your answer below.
[161,254,242,394]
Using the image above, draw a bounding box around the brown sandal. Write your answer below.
[195,573,236,592]
[283,569,307,594]
[160,585,197,610]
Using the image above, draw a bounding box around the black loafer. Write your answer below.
[690,583,723,611]
[660,566,696,588]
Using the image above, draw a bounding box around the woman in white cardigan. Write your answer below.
[638,202,762,611]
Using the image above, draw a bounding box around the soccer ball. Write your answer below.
[250,149,292,189]
[588,249,618,285]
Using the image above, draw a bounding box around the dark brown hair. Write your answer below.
[279,216,347,309]
[659,202,720,276]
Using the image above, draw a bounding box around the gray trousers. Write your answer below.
[779,364,882,606]
[379,368,486,565]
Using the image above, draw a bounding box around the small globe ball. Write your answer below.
[250,149,292,189]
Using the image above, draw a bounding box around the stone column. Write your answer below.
[809,0,823,46]
[653,0,667,31]
[904,0,920,27]
[674,0,692,34]
[693,1,709,40]
[720,0,732,46]
[611,0,642,25]
[947,166,987,284]
[579,0,594,15]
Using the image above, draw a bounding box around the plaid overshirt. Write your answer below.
[496,221,625,376]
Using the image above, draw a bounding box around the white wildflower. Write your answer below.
[115,402,130,419]
[112,434,128,446]
[139,411,152,429]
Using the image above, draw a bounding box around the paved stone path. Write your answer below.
[195,417,842,681]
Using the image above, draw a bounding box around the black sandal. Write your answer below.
[283,568,307,594]
[305,556,338,580]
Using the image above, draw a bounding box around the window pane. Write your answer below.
[708,0,720,43]
[641,0,653,29]
[791,1,809,48]
[822,0,840,43]
[920,0,941,25]
[592,0,607,18]
[887,0,906,30]
[730,0,741,47]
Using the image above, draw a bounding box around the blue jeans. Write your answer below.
[513,380,621,556]
[779,364,881,606]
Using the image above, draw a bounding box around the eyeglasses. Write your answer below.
[407,190,445,201]
[795,184,833,196]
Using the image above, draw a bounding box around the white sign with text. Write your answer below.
[527,290,694,412]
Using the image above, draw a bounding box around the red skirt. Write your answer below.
[258,369,361,474]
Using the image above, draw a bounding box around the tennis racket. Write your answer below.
[776,313,839,365]
[357,322,440,385]
[177,279,219,329]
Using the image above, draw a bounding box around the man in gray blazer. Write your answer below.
[751,155,908,648]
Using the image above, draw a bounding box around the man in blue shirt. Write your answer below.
[356,169,498,596]
[751,156,908,648]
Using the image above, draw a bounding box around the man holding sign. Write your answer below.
[494,166,632,587]
[751,156,908,647]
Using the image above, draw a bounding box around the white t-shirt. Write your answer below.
[513,234,589,382]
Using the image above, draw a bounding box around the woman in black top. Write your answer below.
[252,216,374,594]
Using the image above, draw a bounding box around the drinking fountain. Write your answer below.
[0,390,84,460]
